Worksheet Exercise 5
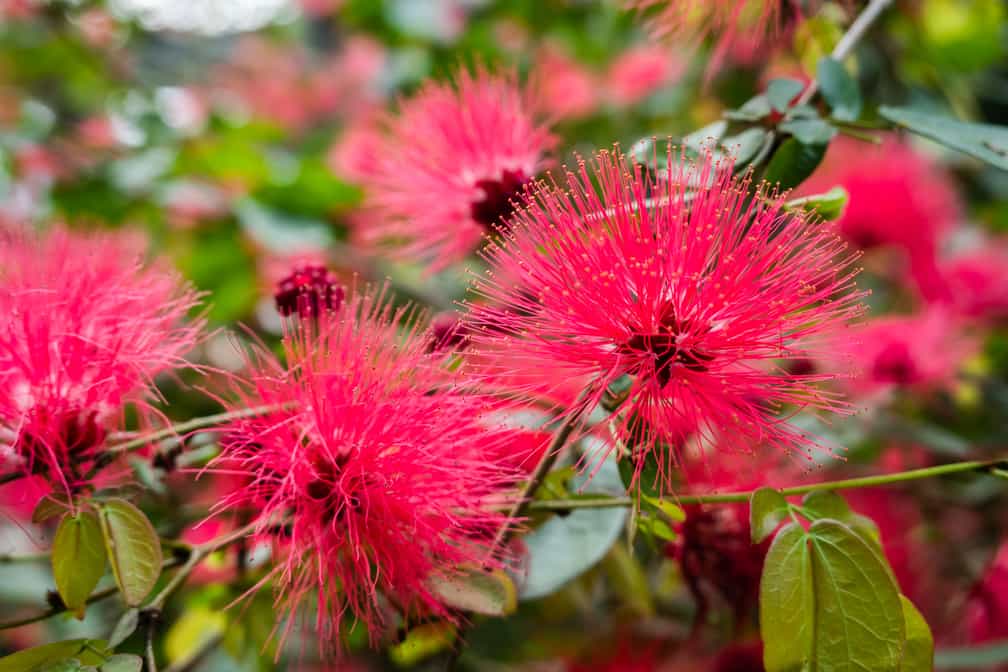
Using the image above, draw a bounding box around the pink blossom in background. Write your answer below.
[605,45,684,106]
[532,44,600,120]
[625,0,826,75]
[844,309,973,396]
[468,146,865,489]
[968,541,1008,644]
[940,242,1008,321]
[74,115,119,151]
[357,68,556,269]
[212,289,525,649]
[326,115,384,183]
[0,226,203,493]
[799,136,961,301]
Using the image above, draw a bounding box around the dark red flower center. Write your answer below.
[275,265,344,319]
[427,313,471,353]
[470,169,530,231]
[18,408,106,484]
[619,304,713,387]
[872,341,919,385]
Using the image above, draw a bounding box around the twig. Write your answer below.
[527,457,1005,512]
[795,0,896,106]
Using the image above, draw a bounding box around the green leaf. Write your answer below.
[32,494,73,524]
[760,522,814,672]
[641,495,685,523]
[388,622,457,667]
[778,118,837,145]
[107,609,140,648]
[750,487,789,544]
[0,640,109,672]
[427,568,516,616]
[817,57,862,121]
[760,520,906,672]
[900,596,934,671]
[800,490,852,521]
[879,106,1008,170]
[99,655,142,672]
[784,186,849,221]
[524,450,627,600]
[724,94,772,121]
[763,138,828,191]
[680,120,728,154]
[636,515,676,541]
[722,128,772,167]
[97,499,163,607]
[767,78,805,112]
[164,607,226,665]
[52,511,107,619]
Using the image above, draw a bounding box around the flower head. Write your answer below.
[940,242,1008,321]
[273,264,344,320]
[626,0,823,74]
[0,226,202,491]
[214,289,523,648]
[468,146,864,488]
[844,309,973,396]
[800,136,960,300]
[356,69,556,269]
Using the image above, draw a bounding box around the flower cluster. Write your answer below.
[0,226,202,492]
[213,289,525,646]
[468,146,865,487]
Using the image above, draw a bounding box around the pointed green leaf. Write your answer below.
[427,568,517,616]
[784,186,849,221]
[900,596,934,672]
[750,487,789,544]
[0,640,109,672]
[801,490,852,521]
[818,57,862,121]
[725,94,772,121]
[52,511,107,619]
[97,499,162,607]
[760,520,907,672]
[642,495,685,522]
[760,522,814,672]
[636,515,676,541]
[767,78,805,112]
[779,118,837,145]
[763,138,828,191]
[107,609,140,648]
[807,519,906,671]
[388,622,456,667]
[879,106,1008,170]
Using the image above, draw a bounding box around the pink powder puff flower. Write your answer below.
[605,45,685,107]
[799,136,961,301]
[844,309,973,396]
[940,242,1008,321]
[357,69,557,269]
[531,45,600,120]
[467,146,865,489]
[967,541,1008,645]
[326,115,385,184]
[625,0,827,75]
[0,226,203,493]
[212,289,523,649]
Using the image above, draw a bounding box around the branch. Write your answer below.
[795,0,896,105]
[528,457,1005,512]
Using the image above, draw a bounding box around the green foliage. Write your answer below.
[96,499,163,607]
[784,186,849,221]
[749,487,789,544]
[52,510,106,619]
[900,596,935,672]
[0,640,111,672]
[427,569,517,617]
[879,106,1008,170]
[817,57,862,122]
[763,138,829,190]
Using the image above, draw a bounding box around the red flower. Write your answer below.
[356,68,556,269]
[213,289,524,650]
[468,146,865,489]
[968,542,1008,643]
[800,136,961,301]
[625,0,826,74]
[941,242,1008,321]
[0,226,202,492]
